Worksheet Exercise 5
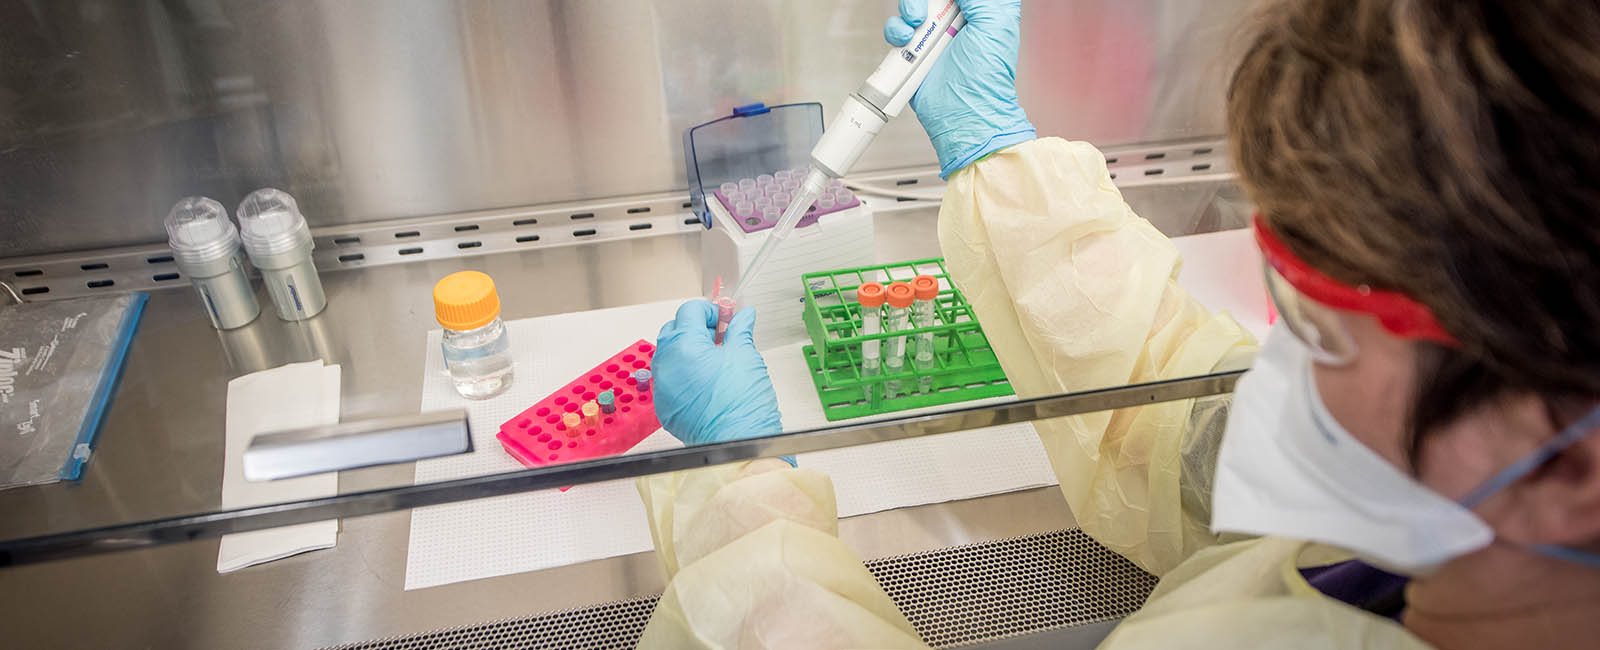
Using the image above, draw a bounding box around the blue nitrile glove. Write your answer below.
[653,300,787,459]
[884,0,1035,178]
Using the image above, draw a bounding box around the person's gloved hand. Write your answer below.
[653,300,784,449]
[884,0,1034,178]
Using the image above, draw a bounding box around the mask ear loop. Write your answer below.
[1455,404,1600,568]
[1459,404,1600,508]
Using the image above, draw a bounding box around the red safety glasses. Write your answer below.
[1254,213,1456,365]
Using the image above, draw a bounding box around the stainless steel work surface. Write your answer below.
[0,177,1247,647]
[0,222,709,541]
[0,162,1249,549]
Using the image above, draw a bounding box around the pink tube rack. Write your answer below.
[497,340,660,473]
[713,170,860,234]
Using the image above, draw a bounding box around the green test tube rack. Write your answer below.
[800,257,1014,421]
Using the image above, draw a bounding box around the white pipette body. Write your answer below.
[728,1,967,305]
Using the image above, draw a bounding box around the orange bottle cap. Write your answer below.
[911,275,939,301]
[434,271,502,331]
[886,282,915,308]
[857,282,887,307]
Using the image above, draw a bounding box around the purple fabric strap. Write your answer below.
[1301,560,1410,621]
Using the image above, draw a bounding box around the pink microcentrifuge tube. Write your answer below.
[713,297,737,345]
[757,174,774,185]
[735,200,754,217]
[761,207,780,223]
[720,182,738,196]
[709,277,737,346]
[772,191,791,206]
[739,178,757,192]
[818,196,836,211]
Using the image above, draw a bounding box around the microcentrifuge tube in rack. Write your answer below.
[582,401,600,426]
[883,282,914,399]
[634,369,652,392]
[857,282,886,404]
[598,390,616,414]
[911,275,939,394]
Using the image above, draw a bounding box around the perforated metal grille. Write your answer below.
[324,529,1156,650]
[868,529,1158,647]
[325,597,659,650]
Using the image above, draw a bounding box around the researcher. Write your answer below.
[633,0,1600,647]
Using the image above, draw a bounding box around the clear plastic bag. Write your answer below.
[1,292,147,489]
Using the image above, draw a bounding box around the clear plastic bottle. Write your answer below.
[434,271,514,399]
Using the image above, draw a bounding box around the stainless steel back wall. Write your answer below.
[0,0,1252,257]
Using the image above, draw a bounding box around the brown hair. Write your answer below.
[1226,0,1600,461]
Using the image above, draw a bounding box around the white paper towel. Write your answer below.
[405,299,1056,591]
[218,361,342,573]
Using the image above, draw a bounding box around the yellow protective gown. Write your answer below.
[636,138,1430,649]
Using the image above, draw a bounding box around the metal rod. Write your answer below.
[243,410,472,481]
[0,370,1242,566]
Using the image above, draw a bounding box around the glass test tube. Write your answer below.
[857,283,886,404]
[884,282,915,399]
[910,275,939,394]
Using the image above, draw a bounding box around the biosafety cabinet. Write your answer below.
[0,2,1262,648]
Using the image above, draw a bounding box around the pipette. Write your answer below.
[728,0,968,305]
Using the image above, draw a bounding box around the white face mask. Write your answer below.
[1211,323,1600,576]
[1212,325,1492,574]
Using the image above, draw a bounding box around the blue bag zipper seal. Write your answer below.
[56,292,148,481]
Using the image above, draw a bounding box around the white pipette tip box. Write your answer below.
[701,175,875,349]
